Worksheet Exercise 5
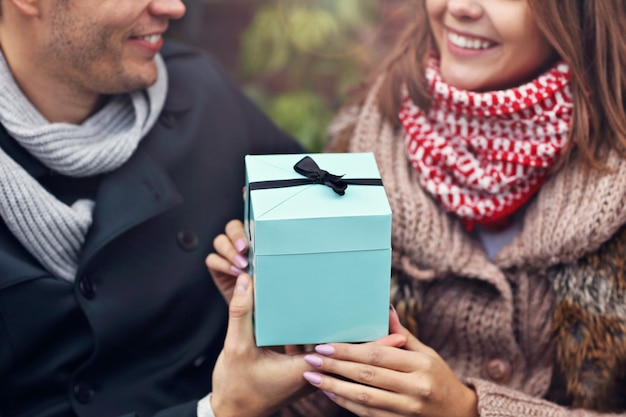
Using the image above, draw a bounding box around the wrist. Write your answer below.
[210,393,236,417]
[462,385,479,417]
[211,393,271,417]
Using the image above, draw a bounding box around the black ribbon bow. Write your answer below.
[248,156,383,196]
[293,156,348,195]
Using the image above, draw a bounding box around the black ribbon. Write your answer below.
[249,156,383,196]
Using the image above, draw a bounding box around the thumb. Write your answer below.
[388,304,407,335]
[389,304,426,352]
[223,273,255,351]
[373,333,408,348]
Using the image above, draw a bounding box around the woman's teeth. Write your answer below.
[448,32,492,50]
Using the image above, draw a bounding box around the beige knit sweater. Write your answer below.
[283,77,626,417]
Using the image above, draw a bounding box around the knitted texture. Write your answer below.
[301,73,626,416]
[197,393,216,417]
[399,58,572,229]
[467,378,570,417]
[0,52,168,281]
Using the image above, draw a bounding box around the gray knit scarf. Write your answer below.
[0,51,168,282]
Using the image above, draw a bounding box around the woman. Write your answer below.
[207,1,626,416]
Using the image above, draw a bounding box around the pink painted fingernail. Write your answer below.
[235,238,247,252]
[234,254,248,269]
[304,354,323,368]
[323,391,336,400]
[390,303,399,320]
[230,265,246,276]
[303,371,322,385]
[315,344,335,356]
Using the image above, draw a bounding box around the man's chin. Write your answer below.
[108,73,159,94]
[109,60,160,93]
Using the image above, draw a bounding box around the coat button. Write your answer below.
[74,382,95,404]
[78,276,97,300]
[484,359,512,383]
[193,355,206,367]
[159,111,176,128]
[177,230,199,252]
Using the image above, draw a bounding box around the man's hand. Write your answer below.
[211,273,313,417]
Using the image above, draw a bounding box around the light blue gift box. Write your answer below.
[244,153,392,346]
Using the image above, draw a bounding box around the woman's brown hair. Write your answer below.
[331,0,626,170]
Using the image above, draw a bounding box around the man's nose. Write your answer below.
[149,0,187,20]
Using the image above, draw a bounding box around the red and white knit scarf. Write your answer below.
[399,58,572,229]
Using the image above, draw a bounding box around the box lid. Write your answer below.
[245,153,392,255]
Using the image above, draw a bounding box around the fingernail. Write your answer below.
[230,265,246,276]
[234,274,249,294]
[304,354,323,368]
[235,238,247,253]
[303,371,322,385]
[323,391,336,400]
[390,303,399,320]
[234,254,248,269]
[315,344,335,356]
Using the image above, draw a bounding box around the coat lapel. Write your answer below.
[77,147,182,273]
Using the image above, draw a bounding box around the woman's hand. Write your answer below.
[206,219,249,302]
[301,308,479,417]
[211,273,313,417]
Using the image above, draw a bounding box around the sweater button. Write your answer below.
[78,276,97,300]
[484,359,512,383]
[74,382,95,404]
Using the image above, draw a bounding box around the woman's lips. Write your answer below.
[445,30,498,57]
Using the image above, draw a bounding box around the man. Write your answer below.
[0,0,309,416]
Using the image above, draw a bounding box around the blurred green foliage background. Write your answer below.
[169,0,405,151]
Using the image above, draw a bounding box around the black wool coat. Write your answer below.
[0,41,304,417]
